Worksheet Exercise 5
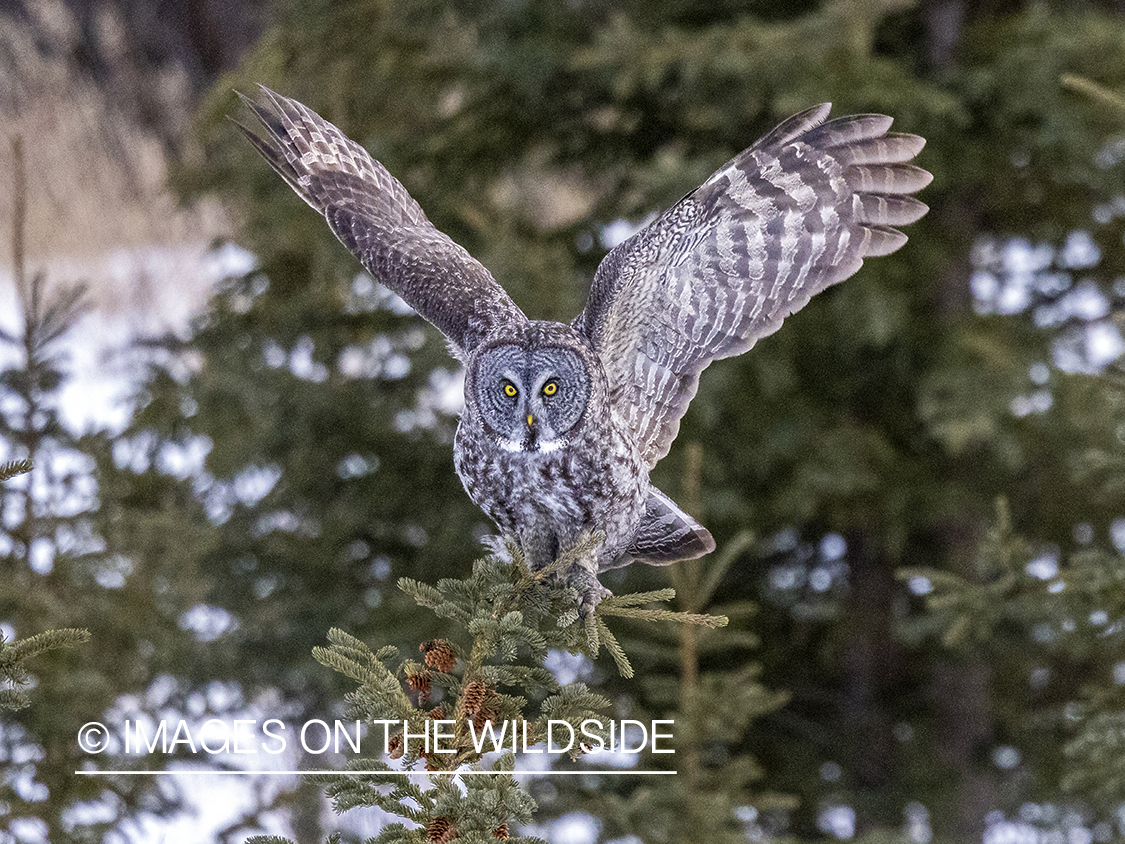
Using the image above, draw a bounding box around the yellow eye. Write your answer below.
[542,381,558,396]
[503,382,518,398]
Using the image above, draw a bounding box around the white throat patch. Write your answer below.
[498,437,566,454]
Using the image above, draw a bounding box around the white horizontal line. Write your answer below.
[75,770,677,777]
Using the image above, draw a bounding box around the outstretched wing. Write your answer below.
[574,104,931,468]
[235,86,527,355]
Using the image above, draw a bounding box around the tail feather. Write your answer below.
[604,487,715,571]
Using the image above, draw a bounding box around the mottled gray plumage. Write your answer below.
[238,87,931,604]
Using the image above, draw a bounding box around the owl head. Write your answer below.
[466,322,604,454]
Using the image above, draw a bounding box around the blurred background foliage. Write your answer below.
[4,0,1125,842]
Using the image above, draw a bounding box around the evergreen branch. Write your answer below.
[584,609,599,653]
[370,824,417,844]
[4,627,90,660]
[0,458,33,482]
[556,606,580,628]
[311,647,376,685]
[306,537,738,836]
[312,631,413,716]
[539,683,613,719]
[599,588,677,608]
[376,644,403,662]
[1,628,91,711]
[319,628,391,671]
[598,605,729,628]
[1061,73,1125,114]
[595,616,632,678]
[0,688,30,712]
[399,576,473,625]
[398,577,452,608]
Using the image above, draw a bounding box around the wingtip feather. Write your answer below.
[754,102,834,150]
[862,225,910,257]
[853,194,930,226]
[230,88,319,209]
[889,132,927,157]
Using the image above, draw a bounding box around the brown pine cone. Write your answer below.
[406,670,432,703]
[420,639,458,672]
[387,733,404,759]
[426,816,458,842]
[493,822,510,839]
[472,706,497,733]
[428,706,446,721]
[461,678,488,715]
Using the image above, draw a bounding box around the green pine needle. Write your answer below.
[600,588,677,608]
[1062,73,1125,113]
[597,605,729,628]
[595,616,633,678]
[584,609,600,653]
[0,459,32,482]
[1,627,91,711]
[3,627,91,659]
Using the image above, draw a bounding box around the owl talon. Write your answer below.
[579,581,612,615]
[562,554,610,615]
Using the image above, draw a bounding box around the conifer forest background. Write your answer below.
[4,0,1125,842]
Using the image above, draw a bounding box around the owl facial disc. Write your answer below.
[471,343,591,453]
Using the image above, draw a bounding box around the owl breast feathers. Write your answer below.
[237,88,931,603]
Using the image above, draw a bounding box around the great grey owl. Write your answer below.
[238,87,930,605]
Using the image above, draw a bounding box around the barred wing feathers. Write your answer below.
[575,104,931,468]
[236,87,528,355]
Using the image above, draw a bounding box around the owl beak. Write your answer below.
[522,414,539,452]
